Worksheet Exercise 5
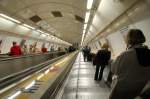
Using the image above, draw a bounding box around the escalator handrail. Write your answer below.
[0,51,65,62]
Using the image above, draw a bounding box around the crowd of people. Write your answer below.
[8,42,76,56]
[82,29,150,99]
[9,42,48,56]
[8,42,69,56]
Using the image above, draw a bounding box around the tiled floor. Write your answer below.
[62,52,110,99]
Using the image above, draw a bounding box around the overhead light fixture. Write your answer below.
[84,24,87,30]
[41,34,46,37]
[23,24,35,30]
[81,30,86,46]
[85,12,90,23]
[37,30,44,34]
[83,29,86,34]
[44,33,49,36]
[0,13,21,24]
[87,0,94,10]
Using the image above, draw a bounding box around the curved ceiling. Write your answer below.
[0,0,87,44]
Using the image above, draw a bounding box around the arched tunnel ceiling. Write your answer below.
[0,0,87,44]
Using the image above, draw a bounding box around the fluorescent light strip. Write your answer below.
[87,0,94,10]
[41,34,47,37]
[37,74,44,80]
[37,30,44,34]
[45,69,50,74]
[81,29,86,45]
[23,24,35,30]
[85,12,90,23]
[45,33,49,36]
[25,80,36,90]
[83,29,86,34]
[7,91,21,99]
[50,66,55,70]
[84,24,87,30]
[0,13,21,24]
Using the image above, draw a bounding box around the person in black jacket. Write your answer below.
[94,43,111,81]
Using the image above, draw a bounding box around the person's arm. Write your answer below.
[111,53,125,75]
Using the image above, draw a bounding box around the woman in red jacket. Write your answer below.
[10,42,22,56]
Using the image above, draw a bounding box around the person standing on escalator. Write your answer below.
[94,43,111,81]
[10,41,22,56]
[41,43,47,53]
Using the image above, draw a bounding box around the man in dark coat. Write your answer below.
[94,43,111,81]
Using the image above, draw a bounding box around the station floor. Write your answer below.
[62,52,110,99]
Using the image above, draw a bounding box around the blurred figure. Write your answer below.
[58,47,61,51]
[93,43,111,81]
[65,48,68,53]
[41,47,47,53]
[110,29,150,99]
[87,46,92,61]
[22,44,28,55]
[10,41,22,56]
[32,42,37,53]
[82,46,90,62]
[68,46,75,52]
[41,44,47,53]
[29,44,33,54]
[50,46,54,52]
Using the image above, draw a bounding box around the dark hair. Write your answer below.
[13,41,17,45]
[126,29,146,45]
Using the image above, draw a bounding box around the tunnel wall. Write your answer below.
[89,0,150,58]
[0,16,69,54]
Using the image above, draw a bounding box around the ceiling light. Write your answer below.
[87,0,94,10]
[84,24,87,30]
[85,12,90,23]
[37,30,44,34]
[44,33,49,36]
[23,24,35,30]
[81,30,86,46]
[41,34,46,37]
[0,13,21,24]
[83,29,86,34]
